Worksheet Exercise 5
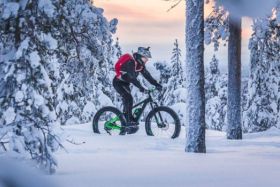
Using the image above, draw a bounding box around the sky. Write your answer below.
[95,0,253,74]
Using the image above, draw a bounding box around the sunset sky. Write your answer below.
[95,0,252,73]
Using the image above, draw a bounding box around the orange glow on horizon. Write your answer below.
[94,0,217,44]
[94,0,252,64]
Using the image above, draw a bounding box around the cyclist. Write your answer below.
[113,47,162,135]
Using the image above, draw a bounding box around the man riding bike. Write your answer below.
[113,47,162,135]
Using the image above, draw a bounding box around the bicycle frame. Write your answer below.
[133,91,162,120]
[105,90,164,130]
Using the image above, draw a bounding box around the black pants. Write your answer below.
[113,77,134,123]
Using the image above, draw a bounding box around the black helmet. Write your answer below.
[137,47,152,58]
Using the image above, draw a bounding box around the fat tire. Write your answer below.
[92,106,126,134]
[145,106,181,139]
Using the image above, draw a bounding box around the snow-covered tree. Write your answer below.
[244,6,280,132]
[0,0,118,172]
[0,0,63,173]
[53,0,118,125]
[206,0,280,134]
[164,39,185,106]
[205,56,227,131]
[205,5,229,51]
[205,56,251,132]
[185,0,206,153]
[171,39,184,84]
[205,0,242,139]
[205,55,220,100]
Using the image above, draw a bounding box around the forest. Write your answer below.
[0,0,280,186]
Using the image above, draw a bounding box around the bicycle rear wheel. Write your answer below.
[145,106,181,139]
[93,106,126,135]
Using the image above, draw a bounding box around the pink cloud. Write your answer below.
[98,2,157,21]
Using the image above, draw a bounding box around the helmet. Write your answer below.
[137,47,152,58]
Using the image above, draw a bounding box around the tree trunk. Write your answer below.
[227,15,242,139]
[185,0,206,153]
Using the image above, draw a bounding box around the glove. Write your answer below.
[156,84,163,91]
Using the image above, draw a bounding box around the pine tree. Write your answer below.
[0,0,62,173]
[185,0,206,153]
[54,0,118,125]
[164,39,185,106]
[205,55,227,131]
[205,55,220,100]
[0,0,118,172]
[171,39,184,84]
[244,7,280,132]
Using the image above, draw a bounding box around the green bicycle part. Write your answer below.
[105,116,121,130]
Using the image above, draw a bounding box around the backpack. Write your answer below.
[115,54,134,78]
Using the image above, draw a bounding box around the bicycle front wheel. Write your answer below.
[93,106,126,135]
[145,106,181,139]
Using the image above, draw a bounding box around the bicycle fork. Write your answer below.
[150,102,165,128]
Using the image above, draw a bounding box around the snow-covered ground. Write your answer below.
[49,123,280,187]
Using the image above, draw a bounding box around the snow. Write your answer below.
[0,157,55,187]
[82,101,96,117]
[170,102,187,126]
[2,2,19,19]
[99,92,113,107]
[41,124,280,187]
[33,91,45,108]
[15,38,30,60]
[41,33,58,49]
[15,90,24,103]
[48,111,57,121]
[19,0,29,10]
[3,107,16,124]
[58,101,68,113]
[64,83,74,95]
[38,0,55,17]
[16,72,26,83]
[4,63,15,80]
[29,51,41,68]
[65,117,80,126]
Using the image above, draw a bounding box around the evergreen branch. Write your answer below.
[19,113,67,153]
